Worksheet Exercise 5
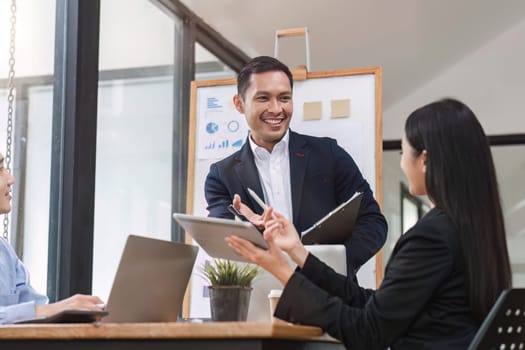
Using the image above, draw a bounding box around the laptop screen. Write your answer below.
[247,244,347,322]
[103,235,198,323]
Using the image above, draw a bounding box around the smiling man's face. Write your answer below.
[233,70,293,152]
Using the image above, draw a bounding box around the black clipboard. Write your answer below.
[301,192,363,244]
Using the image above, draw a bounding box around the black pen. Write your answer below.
[227,204,249,222]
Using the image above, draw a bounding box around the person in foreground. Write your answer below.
[0,154,104,324]
[226,98,512,349]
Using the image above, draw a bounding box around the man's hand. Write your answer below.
[233,194,265,229]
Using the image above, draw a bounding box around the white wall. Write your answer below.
[383,17,525,139]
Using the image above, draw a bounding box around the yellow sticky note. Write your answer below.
[331,99,350,119]
[303,101,322,121]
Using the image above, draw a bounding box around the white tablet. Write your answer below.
[173,213,268,262]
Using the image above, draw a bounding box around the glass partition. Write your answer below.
[0,0,56,294]
[493,145,525,286]
[92,0,177,300]
[195,43,235,81]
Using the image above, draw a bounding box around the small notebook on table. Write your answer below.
[301,192,363,245]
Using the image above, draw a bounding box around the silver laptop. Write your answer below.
[103,235,198,323]
[247,244,347,322]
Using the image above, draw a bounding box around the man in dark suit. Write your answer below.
[204,56,387,272]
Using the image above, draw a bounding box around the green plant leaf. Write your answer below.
[201,259,259,287]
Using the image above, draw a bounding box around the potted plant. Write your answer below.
[203,259,259,321]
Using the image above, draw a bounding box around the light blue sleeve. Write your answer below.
[15,258,49,306]
[0,238,48,324]
[0,300,37,324]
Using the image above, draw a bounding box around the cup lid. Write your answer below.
[268,289,283,298]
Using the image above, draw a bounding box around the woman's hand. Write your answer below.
[263,209,309,268]
[226,233,294,286]
[35,294,104,317]
[263,209,300,252]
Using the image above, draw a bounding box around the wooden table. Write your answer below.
[0,322,344,350]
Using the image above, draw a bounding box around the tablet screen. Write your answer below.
[173,213,268,262]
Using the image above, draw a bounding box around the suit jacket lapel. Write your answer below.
[289,131,309,223]
[233,139,265,210]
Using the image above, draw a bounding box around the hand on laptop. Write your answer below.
[35,294,105,317]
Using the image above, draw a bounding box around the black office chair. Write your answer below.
[468,288,525,350]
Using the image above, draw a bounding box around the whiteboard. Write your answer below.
[185,68,383,318]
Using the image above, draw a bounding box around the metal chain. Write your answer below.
[4,0,17,240]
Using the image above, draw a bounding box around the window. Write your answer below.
[1,0,248,299]
[92,0,178,301]
[0,0,56,294]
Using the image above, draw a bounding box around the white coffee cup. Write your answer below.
[268,289,284,323]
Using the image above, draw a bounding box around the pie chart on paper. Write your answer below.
[206,122,219,134]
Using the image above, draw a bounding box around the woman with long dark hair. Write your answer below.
[226,98,512,349]
[403,98,511,323]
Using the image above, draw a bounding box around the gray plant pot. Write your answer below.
[208,286,252,321]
